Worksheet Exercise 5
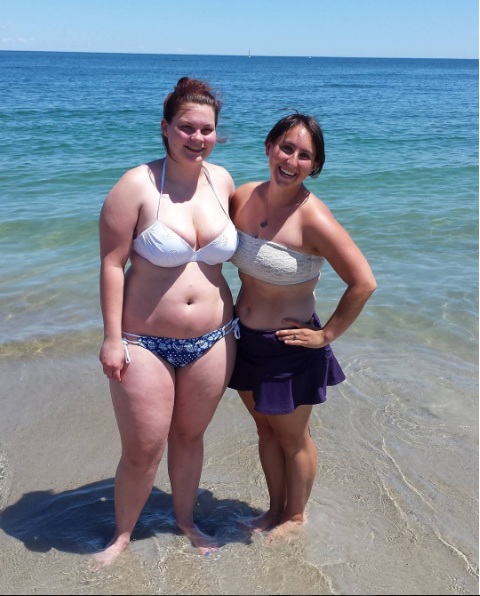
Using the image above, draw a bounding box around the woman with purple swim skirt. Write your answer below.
[228,112,377,539]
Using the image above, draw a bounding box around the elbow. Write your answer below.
[368,276,377,295]
[360,275,377,300]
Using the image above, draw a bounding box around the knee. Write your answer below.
[169,426,204,448]
[256,424,276,443]
[121,442,165,472]
[276,430,314,457]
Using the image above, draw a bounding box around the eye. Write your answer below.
[299,152,313,161]
[201,127,215,135]
[181,125,194,133]
[279,144,293,154]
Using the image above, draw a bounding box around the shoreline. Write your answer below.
[0,337,477,594]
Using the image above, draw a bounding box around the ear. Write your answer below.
[265,142,271,156]
[161,119,168,136]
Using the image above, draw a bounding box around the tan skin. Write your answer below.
[93,103,236,567]
[230,124,376,539]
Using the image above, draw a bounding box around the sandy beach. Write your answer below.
[0,335,477,596]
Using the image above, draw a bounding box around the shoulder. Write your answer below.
[101,163,151,215]
[302,191,354,254]
[230,181,265,221]
[233,180,264,201]
[203,161,235,196]
[110,163,151,193]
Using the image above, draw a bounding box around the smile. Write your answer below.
[279,167,296,178]
[186,145,204,152]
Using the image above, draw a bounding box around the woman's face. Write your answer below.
[162,102,217,162]
[266,125,318,186]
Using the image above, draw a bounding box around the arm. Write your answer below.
[278,200,377,348]
[99,169,142,380]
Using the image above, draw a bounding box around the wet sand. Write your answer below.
[0,340,478,595]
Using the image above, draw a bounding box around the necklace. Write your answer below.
[259,194,269,228]
[259,186,310,231]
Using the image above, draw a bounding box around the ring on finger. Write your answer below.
[292,334,297,340]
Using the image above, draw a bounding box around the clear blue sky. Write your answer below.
[1,0,478,59]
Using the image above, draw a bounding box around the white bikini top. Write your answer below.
[133,160,238,267]
[230,230,324,285]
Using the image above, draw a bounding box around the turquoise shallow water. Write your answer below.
[0,51,478,596]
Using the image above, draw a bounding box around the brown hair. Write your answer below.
[162,77,222,154]
[265,113,325,177]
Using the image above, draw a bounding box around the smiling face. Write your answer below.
[161,102,217,163]
[266,124,319,187]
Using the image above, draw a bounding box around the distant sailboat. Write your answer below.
[248,49,251,58]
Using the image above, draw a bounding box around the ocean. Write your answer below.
[0,51,478,595]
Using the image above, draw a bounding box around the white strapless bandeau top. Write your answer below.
[230,230,324,285]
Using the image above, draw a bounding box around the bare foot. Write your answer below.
[179,524,219,555]
[89,537,129,570]
[239,510,283,533]
[265,520,304,543]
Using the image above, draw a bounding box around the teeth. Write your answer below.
[279,167,295,177]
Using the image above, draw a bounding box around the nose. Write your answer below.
[286,152,299,167]
[190,128,203,141]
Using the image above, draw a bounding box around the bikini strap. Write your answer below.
[202,166,230,219]
[156,158,167,220]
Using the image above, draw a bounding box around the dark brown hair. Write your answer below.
[265,113,325,177]
[162,77,222,154]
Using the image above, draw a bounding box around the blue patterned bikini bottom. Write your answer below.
[122,317,240,368]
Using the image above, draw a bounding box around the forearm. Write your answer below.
[321,282,376,343]
[100,263,125,341]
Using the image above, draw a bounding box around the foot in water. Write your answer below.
[265,519,304,543]
[89,536,130,569]
[179,523,219,555]
[239,510,283,533]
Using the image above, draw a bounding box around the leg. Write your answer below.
[91,345,175,567]
[167,332,236,552]
[238,391,286,531]
[265,405,317,540]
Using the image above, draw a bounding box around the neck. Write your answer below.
[265,181,309,209]
[164,155,204,185]
[257,182,309,232]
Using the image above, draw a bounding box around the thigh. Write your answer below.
[239,390,272,433]
[110,344,175,451]
[172,332,236,435]
[266,406,313,448]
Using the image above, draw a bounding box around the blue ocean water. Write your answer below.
[0,51,478,364]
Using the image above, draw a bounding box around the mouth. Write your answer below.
[185,145,204,154]
[279,166,296,178]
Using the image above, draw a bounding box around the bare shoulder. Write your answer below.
[301,191,353,255]
[101,163,153,223]
[304,191,339,227]
[203,161,235,196]
[233,180,264,203]
[231,181,264,221]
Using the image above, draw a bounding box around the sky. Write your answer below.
[0,0,478,59]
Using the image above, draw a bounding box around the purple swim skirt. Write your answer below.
[228,313,346,415]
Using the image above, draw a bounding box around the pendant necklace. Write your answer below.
[259,194,269,228]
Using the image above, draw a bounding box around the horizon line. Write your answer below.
[0,49,477,61]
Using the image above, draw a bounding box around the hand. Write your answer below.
[99,337,128,381]
[276,317,328,349]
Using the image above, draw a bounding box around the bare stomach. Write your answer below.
[122,261,234,338]
[235,274,318,330]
